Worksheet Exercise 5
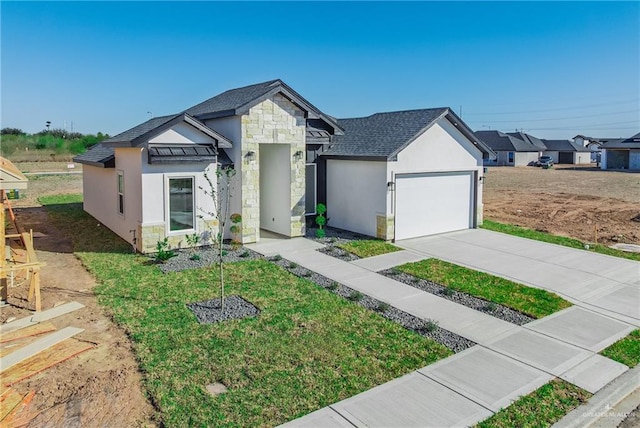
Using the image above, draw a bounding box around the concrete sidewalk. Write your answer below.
[248,235,635,427]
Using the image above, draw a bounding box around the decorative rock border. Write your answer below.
[156,245,262,274]
[379,269,535,326]
[187,295,261,324]
[270,256,475,353]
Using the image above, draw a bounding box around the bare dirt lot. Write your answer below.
[484,165,640,245]
[1,164,156,426]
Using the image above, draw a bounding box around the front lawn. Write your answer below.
[600,330,640,368]
[481,220,640,262]
[477,379,591,428]
[395,259,572,319]
[41,194,452,427]
[337,239,401,258]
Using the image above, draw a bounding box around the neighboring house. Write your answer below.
[572,135,623,163]
[474,130,543,166]
[600,132,640,170]
[541,139,591,164]
[75,80,494,252]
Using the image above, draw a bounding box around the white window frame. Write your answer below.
[117,170,125,216]
[165,174,197,235]
[305,163,317,216]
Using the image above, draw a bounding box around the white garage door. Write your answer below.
[395,171,474,240]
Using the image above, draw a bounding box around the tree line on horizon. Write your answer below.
[0,127,109,157]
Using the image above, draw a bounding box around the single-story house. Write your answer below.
[600,132,640,170]
[475,130,544,166]
[541,139,591,164]
[75,79,494,252]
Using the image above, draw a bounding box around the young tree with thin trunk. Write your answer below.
[199,166,236,313]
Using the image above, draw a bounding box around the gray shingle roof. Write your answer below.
[601,132,640,149]
[507,132,547,150]
[542,139,590,152]
[73,143,116,167]
[474,130,542,152]
[184,79,343,136]
[102,114,177,144]
[325,108,493,159]
[185,80,281,118]
[325,108,448,158]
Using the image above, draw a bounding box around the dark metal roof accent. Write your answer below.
[184,79,344,136]
[147,144,217,164]
[73,143,116,168]
[601,132,640,149]
[217,149,234,168]
[542,139,591,152]
[102,113,233,148]
[323,108,494,160]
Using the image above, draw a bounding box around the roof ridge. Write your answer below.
[339,107,449,121]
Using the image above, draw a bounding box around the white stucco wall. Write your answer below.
[149,122,217,145]
[601,150,608,170]
[81,148,143,246]
[82,165,118,232]
[575,152,592,164]
[326,159,387,237]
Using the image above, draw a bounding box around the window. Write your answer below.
[508,152,514,163]
[305,163,317,215]
[168,177,195,232]
[117,171,124,215]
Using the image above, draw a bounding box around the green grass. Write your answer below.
[600,330,640,368]
[476,379,591,428]
[396,259,571,318]
[337,239,401,258]
[481,220,640,262]
[41,194,452,427]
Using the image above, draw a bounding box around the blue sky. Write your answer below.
[1,1,638,139]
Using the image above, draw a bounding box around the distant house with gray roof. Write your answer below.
[541,139,591,165]
[601,132,640,170]
[474,130,543,166]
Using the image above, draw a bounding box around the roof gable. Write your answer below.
[542,139,590,152]
[102,113,232,148]
[324,108,493,160]
[601,132,640,149]
[475,130,543,152]
[184,79,343,135]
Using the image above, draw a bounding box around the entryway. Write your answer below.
[259,144,291,237]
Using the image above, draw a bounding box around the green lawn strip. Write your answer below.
[600,330,640,368]
[395,259,571,318]
[481,219,640,262]
[476,379,591,428]
[41,195,452,427]
[337,239,401,258]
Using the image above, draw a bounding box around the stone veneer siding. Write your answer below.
[239,94,306,243]
[376,214,395,241]
[138,218,218,253]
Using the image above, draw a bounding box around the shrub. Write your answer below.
[327,282,339,291]
[271,254,282,262]
[376,302,391,313]
[422,319,439,333]
[347,291,364,302]
[190,254,201,261]
[239,250,250,258]
[484,302,498,312]
[316,228,326,238]
[155,238,176,263]
[288,262,298,269]
[1,127,25,135]
[441,287,454,296]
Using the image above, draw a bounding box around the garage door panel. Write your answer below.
[395,172,474,240]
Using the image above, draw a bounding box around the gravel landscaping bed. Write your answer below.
[380,269,535,325]
[307,226,374,262]
[187,295,261,324]
[156,244,262,274]
[271,256,475,353]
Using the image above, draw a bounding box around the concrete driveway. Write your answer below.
[397,229,640,326]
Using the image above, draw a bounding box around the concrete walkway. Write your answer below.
[247,233,637,427]
[397,229,640,326]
